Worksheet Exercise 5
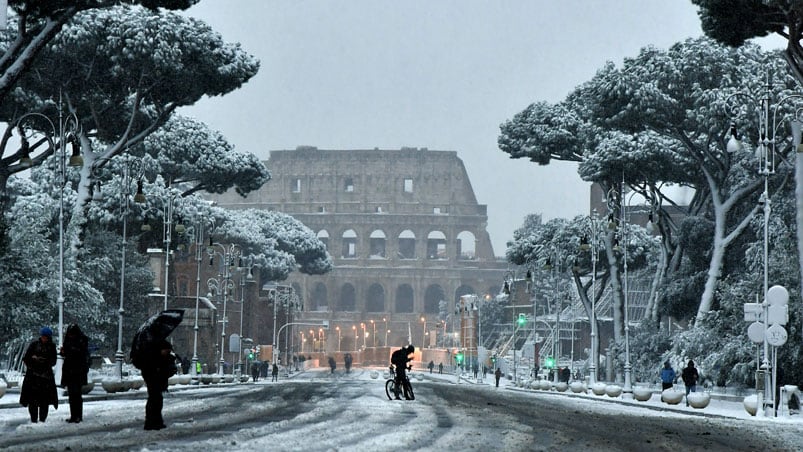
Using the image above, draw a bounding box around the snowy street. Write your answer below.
[1,368,802,451]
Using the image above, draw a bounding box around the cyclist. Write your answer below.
[390,344,415,400]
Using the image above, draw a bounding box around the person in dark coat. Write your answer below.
[251,362,260,382]
[495,367,502,387]
[20,327,58,423]
[60,324,89,423]
[272,362,279,381]
[428,360,434,373]
[681,360,699,406]
[140,339,176,430]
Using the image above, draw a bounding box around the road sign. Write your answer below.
[744,303,762,322]
[747,321,765,343]
[766,324,788,346]
[768,304,788,326]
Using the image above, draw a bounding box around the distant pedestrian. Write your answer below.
[20,327,58,423]
[251,362,259,382]
[438,362,443,374]
[660,361,676,391]
[472,363,479,379]
[60,324,90,423]
[428,360,434,373]
[494,368,502,387]
[272,362,279,381]
[328,356,336,374]
[681,360,699,406]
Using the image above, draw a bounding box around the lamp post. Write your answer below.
[237,256,255,372]
[420,316,426,349]
[371,319,376,347]
[726,73,803,416]
[383,317,388,346]
[187,216,214,378]
[502,270,517,382]
[361,323,366,349]
[207,241,240,375]
[579,210,603,384]
[352,325,357,350]
[336,326,341,351]
[16,109,82,368]
[90,156,144,380]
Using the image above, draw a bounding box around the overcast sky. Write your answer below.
[179,1,727,255]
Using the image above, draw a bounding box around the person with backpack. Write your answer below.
[60,324,90,423]
[660,361,676,391]
[681,360,699,406]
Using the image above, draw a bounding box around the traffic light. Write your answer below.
[247,348,255,360]
[491,355,497,365]
[544,356,555,369]
[516,313,527,327]
[455,351,464,364]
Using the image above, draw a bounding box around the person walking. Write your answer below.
[20,327,58,423]
[660,361,676,391]
[141,339,176,430]
[251,362,259,382]
[428,360,434,374]
[681,360,699,406]
[494,367,502,387]
[438,362,443,374]
[60,324,90,423]
[272,362,279,381]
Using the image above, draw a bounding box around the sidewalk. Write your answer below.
[417,370,803,422]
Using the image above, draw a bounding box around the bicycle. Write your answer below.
[385,365,415,401]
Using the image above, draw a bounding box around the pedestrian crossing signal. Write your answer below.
[544,357,555,368]
[455,351,464,364]
[516,313,527,327]
[247,349,255,360]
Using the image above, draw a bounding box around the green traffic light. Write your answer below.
[455,352,464,363]
[516,313,527,327]
[544,357,555,368]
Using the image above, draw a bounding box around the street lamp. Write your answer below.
[420,316,426,349]
[361,322,366,349]
[207,241,240,375]
[352,325,357,350]
[383,317,388,346]
[185,215,214,378]
[319,328,325,352]
[16,109,82,367]
[336,326,341,351]
[726,73,802,416]
[502,270,518,382]
[370,319,376,347]
[90,156,145,380]
[237,256,256,372]
[579,210,603,384]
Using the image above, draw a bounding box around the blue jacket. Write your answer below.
[661,367,676,383]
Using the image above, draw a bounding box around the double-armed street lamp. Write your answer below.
[16,109,82,366]
[237,256,256,369]
[184,214,215,377]
[207,241,240,375]
[90,155,145,379]
[726,71,802,416]
[579,210,604,384]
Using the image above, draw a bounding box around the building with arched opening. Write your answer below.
[206,147,509,358]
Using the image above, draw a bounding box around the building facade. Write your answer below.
[207,147,509,353]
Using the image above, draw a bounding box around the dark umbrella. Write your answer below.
[130,310,184,368]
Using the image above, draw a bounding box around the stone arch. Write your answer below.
[398,229,416,259]
[366,283,385,312]
[456,230,476,260]
[339,283,356,311]
[311,282,327,311]
[369,229,387,258]
[317,229,329,252]
[342,229,357,258]
[395,284,414,313]
[426,230,447,260]
[424,285,445,314]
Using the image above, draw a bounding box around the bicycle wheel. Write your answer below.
[402,378,415,400]
[385,379,397,400]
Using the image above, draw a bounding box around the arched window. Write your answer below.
[317,230,329,251]
[342,229,357,258]
[339,283,356,311]
[456,231,476,260]
[424,285,445,314]
[427,230,447,260]
[369,230,386,259]
[398,230,416,259]
[366,284,385,312]
[311,283,327,311]
[395,284,414,313]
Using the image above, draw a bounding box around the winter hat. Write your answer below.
[39,326,53,337]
